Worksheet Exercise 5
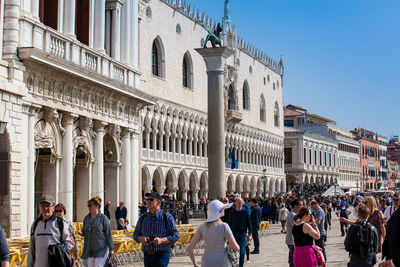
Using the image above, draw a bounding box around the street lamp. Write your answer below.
[262,169,267,201]
[334,177,338,196]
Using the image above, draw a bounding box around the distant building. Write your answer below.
[284,127,339,190]
[387,136,400,164]
[351,128,386,192]
[284,105,361,194]
[387,159,400,190]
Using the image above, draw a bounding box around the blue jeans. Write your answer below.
[251,224,260,252]
[143,250,171,267]
[234,232,247,267]
[287,244,295,267]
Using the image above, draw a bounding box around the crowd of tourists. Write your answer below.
[0,187,399,267]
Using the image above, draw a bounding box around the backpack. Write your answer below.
[340,208,348,219]
[31,216,64,241]
[349,221,374,258]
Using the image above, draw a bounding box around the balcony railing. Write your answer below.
[19,16,141,90]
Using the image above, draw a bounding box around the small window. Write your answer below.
[242,81,250,110]
[274,102,280,127]
[267,75,270,83]
[182,57,188,87]
[182,52,193,89]
[236,58,240,66]
[146,6,152,20]
[263,77,266,85]
[284,148,292,164]
[249,66,253,73]
[273,83,276,90]
[260,94,266,122]
[176,23,182,36]
[152,42,159,76]
[228,84,236,110]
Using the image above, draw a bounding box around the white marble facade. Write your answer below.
[0,0,285,237]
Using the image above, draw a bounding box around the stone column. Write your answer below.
[130,0,139,68]
[63,0,76,38]
[31,0,39,17]
[120,0,131,65]
[59,113,78,222]
[145,129,150,156]
[130,130,140,224]
[111,6,121,60]
[181,188,188,201]
[26,106,40,234]
[94,0,106,52]
[92,121,107,200]
[195,47,235,199]
[120,128,131,221]
[165,132,170,161]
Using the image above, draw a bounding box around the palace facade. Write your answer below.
[0,0,285,237]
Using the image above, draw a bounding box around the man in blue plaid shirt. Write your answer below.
[133,192,179,267]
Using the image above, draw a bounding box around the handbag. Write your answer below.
[221,222,239,267]
[311,245,326,267]
[225,242,240,267]
[104,255,117,267]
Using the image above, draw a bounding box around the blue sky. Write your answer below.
[190,0,400,139]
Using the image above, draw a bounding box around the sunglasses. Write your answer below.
[146,198,155,202]
[87,204,93,208]
[55,210,63,213]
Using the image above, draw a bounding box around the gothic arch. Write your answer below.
[182,51,194,89]
[189,170,199,190]
[275,178,280,193]
[242,80,250,110]
[141,165,152,192]
[227,174,235,193]
[152,36,165,77]
[235,174,242,193]
[243,176,250,193]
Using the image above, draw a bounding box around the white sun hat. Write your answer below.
[205,200,233,223]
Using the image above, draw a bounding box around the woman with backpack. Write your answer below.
[364,196,385,253]
[292,206,321,267]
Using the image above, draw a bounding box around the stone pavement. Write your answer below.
[167,211,355,267]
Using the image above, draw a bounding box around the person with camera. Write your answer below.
[133,192,179,267]
[344,203,378,267]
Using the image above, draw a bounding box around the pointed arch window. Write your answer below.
[152,42,159,76]
[260,94,266,122]
[274,102,280,127]
[228,84,236,110]
[182,52,193,89]
[242,81,250,110]
[152,38,165,78]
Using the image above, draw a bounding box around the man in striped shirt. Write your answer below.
[133,192,179,267]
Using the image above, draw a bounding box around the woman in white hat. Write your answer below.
[188,200,240,267]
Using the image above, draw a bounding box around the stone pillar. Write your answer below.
[31,0,39,17]
[156,186,165,195]
[63,0,76,38]
[120,128,131,221]
[145,129,150,156]
[26,106,40,234]
[195,47,235,199]
[130,130,140,224]
[92,121,107,200]
[111,6,121,60]
[120,0,131,65]
[94,0,106,52]
[165,132,170,161]
[130,0,139,68]
[59,113,78,221]
[181,188,188,201]
[59,113,78,222]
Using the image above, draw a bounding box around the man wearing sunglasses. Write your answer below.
[383,193,399,223]
[133,192,179,267]
[27,195,74,267]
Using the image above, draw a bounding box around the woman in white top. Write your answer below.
[188,200,240,267]
[279,204,289,234]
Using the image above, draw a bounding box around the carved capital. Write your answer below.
[94,120,107,133]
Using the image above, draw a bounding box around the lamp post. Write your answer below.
[334,177,338,196]
[262,169,267,201]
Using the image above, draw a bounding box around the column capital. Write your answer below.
[121,127,134,137]
[94,121,108,132]
[62,113,79,124]
[195,47,235,72]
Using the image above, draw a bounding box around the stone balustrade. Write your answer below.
[20,16,141,90]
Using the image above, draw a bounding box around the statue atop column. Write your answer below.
[223,0,232,34]
[201,23,223,48]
